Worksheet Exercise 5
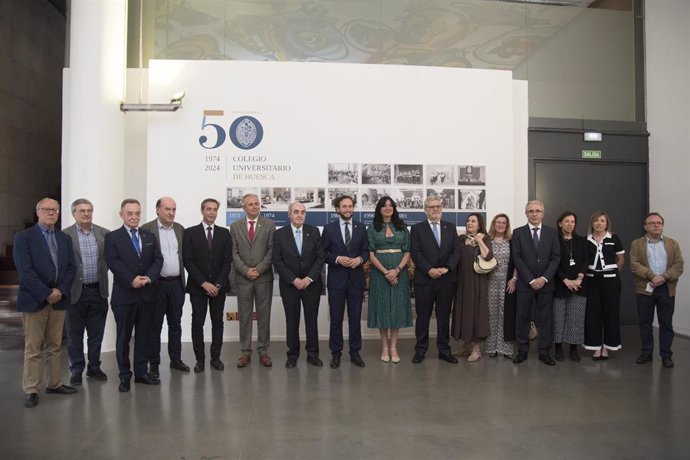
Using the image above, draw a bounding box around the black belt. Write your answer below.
[160,276,180,281]
[83,283,99,288]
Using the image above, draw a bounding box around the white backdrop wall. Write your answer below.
[645,1,690,337]
[143,60,528,344]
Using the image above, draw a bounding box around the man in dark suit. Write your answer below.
[410,196,461,364]
[14,198,77,408]
[141,196,190,375]
[63,198,110,386]
[272,202,325,368]
[105,199,164,392]
[320,195,369,369]
[183,198,232,373]
[511,200,561,365]
[231,194,276,368]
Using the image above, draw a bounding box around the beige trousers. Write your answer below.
[22,306,65,394]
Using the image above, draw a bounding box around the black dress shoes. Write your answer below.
[307,356,323,367]
[351,354,366,367]
[412,353,425,363]
[330,355,341,369]
[636,354,653,364]
[170,360,191,372]
[134,374,160,385]
[539,354,556,366]
[662,357,674,368]
[554,344,564,361]
[24,393,38,408]
[438,353,459,364]
[194,361,205,373]
[148,363,160,378]
[86,368,108,381]
[118,381,130,393]
[70,373,83,386]
[569,346,581,362]
[285,358,297,368]
[46,385,78,394]
[210,358,225,371]
[513,353,527,364]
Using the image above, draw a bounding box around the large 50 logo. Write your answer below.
[199,110,264,150]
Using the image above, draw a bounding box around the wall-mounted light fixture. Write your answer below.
[120,91,186,112]
[584,132,602,142]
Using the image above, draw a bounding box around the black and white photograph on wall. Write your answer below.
[361,164,391,184]
[226,187,259,209]
[458,189,486,210]
[425,165,455,186]
[294,187,326,208]
[457,165,486,186]
[394,189,424,210]
[394,164,423,184]
[426,188,455,209]
[328,163,359,184]
[360,188,394,209]
[328,188,359,207]
[259,187,291,209]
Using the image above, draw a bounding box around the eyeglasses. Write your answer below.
[526,209,543,214]
[426,205,442,209]
[39,207,60,214]
[645,221,663,226]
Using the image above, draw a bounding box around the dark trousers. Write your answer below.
[190,293,225,361]
[584,272,621,350]
[66,285,108,375]
[328,285,363,357]
[637,284,675,358]
[112,298,153,381]
[516,288,554,355]
[413,282,455,355]
[149,279,185,365]
[282,284,320,359]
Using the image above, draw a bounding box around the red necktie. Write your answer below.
[249,220,255,241]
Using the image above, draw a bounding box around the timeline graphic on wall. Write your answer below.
[225,163,487,227]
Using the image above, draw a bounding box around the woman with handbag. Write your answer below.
[486,213,516,359]
[451,213,494,362]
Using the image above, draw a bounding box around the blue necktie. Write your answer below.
[431,222,440,246]
[46,230,59,280]
[295,229,302,255]
[130,228,141,255]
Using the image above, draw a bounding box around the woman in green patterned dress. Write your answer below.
[367,196,412,363]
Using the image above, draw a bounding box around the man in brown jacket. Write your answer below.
[630,212,684,368]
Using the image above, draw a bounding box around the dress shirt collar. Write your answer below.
[646,234,664,243]
[291,224,303,233]
[203,223,216,230]
[157,219,174,230]
[125,225,139,232]
[427,219,440,226]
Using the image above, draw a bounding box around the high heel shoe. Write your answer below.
[390,348,400,364]
[468,344,482,362]
[381,348,390,363]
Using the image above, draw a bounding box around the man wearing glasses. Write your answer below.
[14,198,77,408]
[410,196,461,364]
[630,213,684,368]
[511,200,560,366]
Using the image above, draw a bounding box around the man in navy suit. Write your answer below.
[273,202,325,368]
[511,200,561,365]
[14,198,77,408]
[320,195,369,368]
[105,199,164,391]
[410,196,461,364]
[183,198,233,373]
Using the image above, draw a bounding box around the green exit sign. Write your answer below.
[582,150,602,159]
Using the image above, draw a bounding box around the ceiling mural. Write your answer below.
[153,0,593,70]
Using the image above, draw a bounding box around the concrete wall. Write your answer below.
[0,0,66,249]
[645,1,690,337]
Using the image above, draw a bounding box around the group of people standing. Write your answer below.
[13,195,684,410]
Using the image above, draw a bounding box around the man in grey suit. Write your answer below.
[230,193,276,368]
[512,200,561,365]
[140,196,190,375]
[63,198,110,386]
